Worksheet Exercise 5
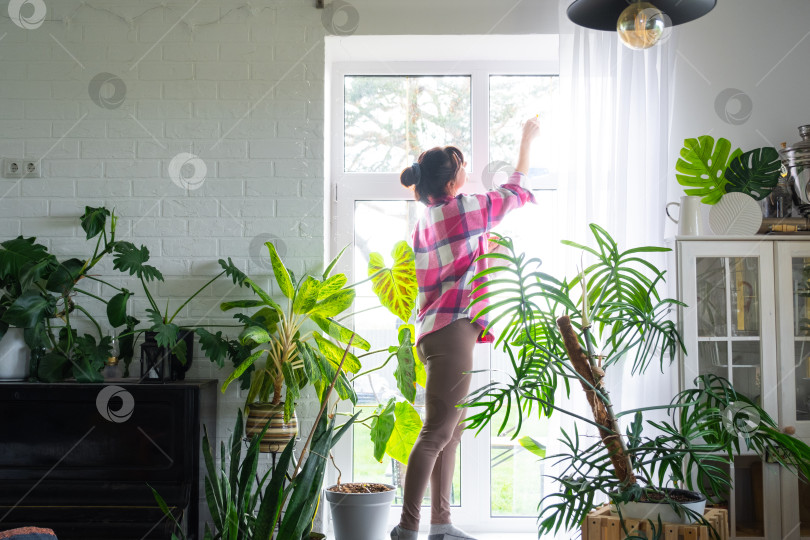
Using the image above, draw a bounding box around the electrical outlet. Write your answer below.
[23,159,41,178]
[2,158,41,178]
[2,158,22,178]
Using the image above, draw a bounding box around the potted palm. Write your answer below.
[463,225,810,537]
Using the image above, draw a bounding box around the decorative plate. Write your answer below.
[708,192,763,235]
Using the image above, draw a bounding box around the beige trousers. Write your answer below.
[399,318,480,530]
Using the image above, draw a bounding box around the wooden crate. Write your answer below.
[581,505,729,540]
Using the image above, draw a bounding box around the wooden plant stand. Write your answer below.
[582,505,729,540]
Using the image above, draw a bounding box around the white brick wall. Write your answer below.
[0,0,329,531]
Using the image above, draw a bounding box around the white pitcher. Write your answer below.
[666,195,705,236]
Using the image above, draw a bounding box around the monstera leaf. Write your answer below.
[368,241,417,323]
[725,147,781,201]
[676,136,742,204]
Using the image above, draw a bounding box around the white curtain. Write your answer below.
[540,3,681,520]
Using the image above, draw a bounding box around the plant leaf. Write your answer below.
[44,258,84,295]
[725,146,781,200]
[369,398,396,462]
[0,236,51,281]
[292,276,321,314]
[146,308,179,348]
[675,135,742,204]
[385,400,423,464]
[369,241,417,323]
[519,436,546,458]
[266,242,294,299]
[1,291,56,329]
[38,351,69,382]
[80,206,110,240]
[317,274,347,300]
[106,289,131,328]
[309,289,355,319]
[196,328,230,368]
[393,325,417,403]
[113,242,164,282]
[312,331,361,373]
[310,314,371,351]
[323,244,348,279]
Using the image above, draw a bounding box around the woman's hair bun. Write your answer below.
[400,163,420,188]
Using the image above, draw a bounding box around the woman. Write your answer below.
[392,117,541,540]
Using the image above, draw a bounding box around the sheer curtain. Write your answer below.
[542,2,680,509]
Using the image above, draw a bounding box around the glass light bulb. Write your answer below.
[617,2,667,50]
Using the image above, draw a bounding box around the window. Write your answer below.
[327,36,560,534]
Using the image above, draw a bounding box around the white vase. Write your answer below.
[0,328,29,380]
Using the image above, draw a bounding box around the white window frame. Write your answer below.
[326,38,559,534]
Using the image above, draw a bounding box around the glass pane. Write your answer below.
[698,340,728,380]
[489,76,559,183]
[489,356,546,517]
[792,258,810,337]
[352,200,461,506]
[731,257,760,337]
[800,474,810,538]
[697,257,727,337]
[796,342,810,422]
[344,76,471,173]
[731,341,762,402]
[734,456,765,537]
[793,258,810,423]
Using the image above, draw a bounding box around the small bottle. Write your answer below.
[103,336,121,380]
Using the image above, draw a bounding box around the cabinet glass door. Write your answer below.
[776,243,810,540]
[695,256,763,403]
[680,241,780,540]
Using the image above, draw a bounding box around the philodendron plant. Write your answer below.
[676,135,783,204]
[212,240,425,465]
[464,225,810,538]
[0,207,139,381]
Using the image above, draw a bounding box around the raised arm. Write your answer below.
[515,117,541,175]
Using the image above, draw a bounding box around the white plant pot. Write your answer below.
[325,484,395,540]
[611,488,707,525]
[0,328,29,380]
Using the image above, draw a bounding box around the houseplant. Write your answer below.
[0,207,137,382]
[152,337,360,540]
[211,241,423,459]
[0,206,241,382]
[461,225,810,537]
[111,238,242,380]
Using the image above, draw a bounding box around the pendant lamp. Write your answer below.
[567,0,716,49]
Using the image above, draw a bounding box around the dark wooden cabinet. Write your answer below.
[0,380,217,539]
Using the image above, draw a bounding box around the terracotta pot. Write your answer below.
[245,402,298,453]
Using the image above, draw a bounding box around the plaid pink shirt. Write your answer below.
[412,172,535,345]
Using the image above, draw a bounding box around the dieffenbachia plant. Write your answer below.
[213,240,424,465]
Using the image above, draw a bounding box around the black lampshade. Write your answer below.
[567,0,716,31]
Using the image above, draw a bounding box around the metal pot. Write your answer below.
[779,125,810,213]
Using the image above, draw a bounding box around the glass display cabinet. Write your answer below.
[676,238,810,540]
